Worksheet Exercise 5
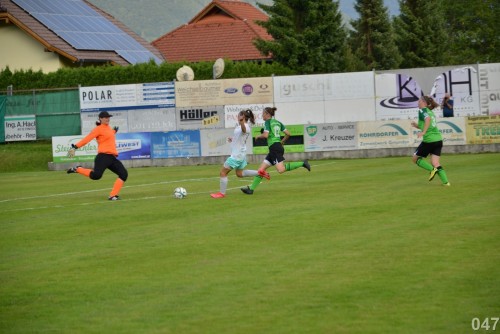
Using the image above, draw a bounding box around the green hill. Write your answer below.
[88,0,273,42]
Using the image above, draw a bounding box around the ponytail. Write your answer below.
[242,109,256,125]
[264,107,277,117]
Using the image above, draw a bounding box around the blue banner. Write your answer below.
[151,130,201,158]
[116,132,152,159]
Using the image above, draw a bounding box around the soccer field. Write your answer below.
[1,153,499,333]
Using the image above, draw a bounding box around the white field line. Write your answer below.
[0,161,334,212]
[0,185,249,213]
[0,177,218,204]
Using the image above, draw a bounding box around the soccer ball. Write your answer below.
[173,187,187,199]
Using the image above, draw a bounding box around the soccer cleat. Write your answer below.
[67,166,81,174]
[429,167,438,181]
[210,192,225,198]
[258,169,271,180]
[240,186,254,195]
[443,182,451,186]
[108,195,120,201]
[303,159,311,171]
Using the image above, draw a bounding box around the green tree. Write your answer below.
[254,0,348,74]
[349,0,402,71]
[393,0,447,68]
[442,0,499,64]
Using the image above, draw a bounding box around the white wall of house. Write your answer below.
[0,22,63,73]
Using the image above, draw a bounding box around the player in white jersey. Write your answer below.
[210,109,269,198]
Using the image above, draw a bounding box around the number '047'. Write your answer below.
[472,317,499,331]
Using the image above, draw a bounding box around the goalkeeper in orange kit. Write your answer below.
[66,111,128,200]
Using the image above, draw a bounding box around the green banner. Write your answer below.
[3,90,80,140]
[251,124,305,154]
[0,96,6,143]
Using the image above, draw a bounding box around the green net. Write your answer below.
[1,90,81,142]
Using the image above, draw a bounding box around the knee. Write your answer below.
[120,170,128,182]
[90,172,102,180]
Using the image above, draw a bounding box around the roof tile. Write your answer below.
[152,0,272,63]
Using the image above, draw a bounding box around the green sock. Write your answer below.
[416,157,434,172]
[437,166,449,184]
[249,176,263,190]
[285,161,304,171]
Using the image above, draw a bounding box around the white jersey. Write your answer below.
[230,121,251,160]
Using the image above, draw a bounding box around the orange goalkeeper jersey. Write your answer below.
[76,124,118,156]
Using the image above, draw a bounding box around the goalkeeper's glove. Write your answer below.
[67,144,77,158]
[113,126,119,133]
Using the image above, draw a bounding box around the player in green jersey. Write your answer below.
[241,107,311,195]
[411,96,450,186]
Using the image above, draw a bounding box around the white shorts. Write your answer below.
[224,157,248,170]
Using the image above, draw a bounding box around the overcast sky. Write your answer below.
[339,0,400,19]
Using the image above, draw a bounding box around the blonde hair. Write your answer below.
[421,96,439,110]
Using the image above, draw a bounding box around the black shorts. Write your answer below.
[414,140,443,158]
[265,142,286,165]
[91,153,128,181]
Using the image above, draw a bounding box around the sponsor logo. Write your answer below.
[379,74,420,109]
[306,126,318,137]
[117,140,141,153]
[379,68,476,110]
[81,89,113,102]
[437,121,464,133]
[359,124,409,138]
[242,84,253,96]
[224,88,238,94]
[203,115,220,126]
[179,108,218,122]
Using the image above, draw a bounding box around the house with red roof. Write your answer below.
[152,0,272,63]
[0,0,164,73]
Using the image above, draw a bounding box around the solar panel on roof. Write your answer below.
[12,0,161,65]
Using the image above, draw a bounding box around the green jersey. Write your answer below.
[264,118,286,147]
[418,107,442,143]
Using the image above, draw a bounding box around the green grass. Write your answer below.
[0,141,54,172]
[0,149,499,333]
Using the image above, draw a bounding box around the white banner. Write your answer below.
[176,105,225,130]
[274,101,326,125]
[274,74,329,103]
[81,111,128,135]
[79,82,175,110]
[223,104,270,129]
[273,72,376,124]
[357,120,412,149]
[222,77,273,105]
[200,128,235,157]
[127,108,176,133]
[437,117,467,146]
[79,82,176,134]
[4,115,36,142]
[304,123,357,152]
[52,135,98,163]
[478,63,500,116]
[375,65,481,120]
[175,77,273,108]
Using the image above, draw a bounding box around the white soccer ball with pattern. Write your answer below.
[173,187,187,199]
